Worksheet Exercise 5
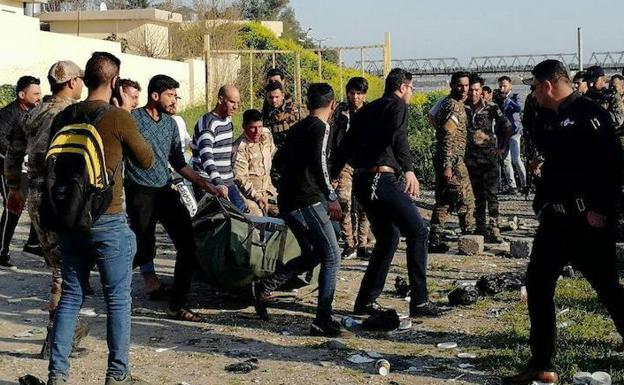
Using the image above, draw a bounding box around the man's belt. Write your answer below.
[542,198,586,215]
[362,166,396,174]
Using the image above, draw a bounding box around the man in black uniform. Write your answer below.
[332,68,441,318]
[503,60,624,385]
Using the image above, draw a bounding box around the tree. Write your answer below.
[238,0,288,20]
[126,0,151,8]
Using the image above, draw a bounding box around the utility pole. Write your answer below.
[577,27,583,71]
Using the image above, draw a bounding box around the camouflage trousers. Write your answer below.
[337,165,372,249]
[466,157,500,232]
[429,159,475,245]
[26,178,62,313]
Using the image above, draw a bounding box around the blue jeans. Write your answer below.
[353,172,430,308]
[258,203,341,324]
[227,184,248,213]
[49,214,136,381]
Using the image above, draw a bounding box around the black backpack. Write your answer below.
[40,104,118,232]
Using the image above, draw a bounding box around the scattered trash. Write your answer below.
[557,320,575,329]
[375,359,391,376]
[590,371,611,385]
[557,308,570,316]
[436,342,458,349]
[476,272,524,295]
[155,346,178,353]
[14,329,43,338]
[448,284,479,306]
[149,336,164,343]
[394,276,410,298]
[279,330,292,336]
[79,308,97,317]
[318,361,333,368]
[348,354,374,364]
[501,216,519,231]
[366,351,383,359]
[562,265,575,278]
[7,298,22,304]
[404,296,411,303]
[398,319,412,330]
[457,352,477,359]
[323,339,348,350]
[361,309,400,332]
[486,307,508,318]
[408,366,421,373]
[573,372,593,385]
[458,363,475,369]
[225,358,259,373]
[520,286,528,303]
[341,316,359,330]
[18,375,45,385]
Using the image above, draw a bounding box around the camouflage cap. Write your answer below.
[47,60,84,85]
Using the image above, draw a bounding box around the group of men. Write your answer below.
[2,52,624,385]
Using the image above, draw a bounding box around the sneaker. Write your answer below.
[341,247,357,260]
[104,374,152,385]
[250,281,271,321]
[22,243,43,258]
[502,368,559,385]
[410,302,445,318]
[356,247,371,260]
[0,257,16,270]
[353,300,388,316]
[428,243,450,254]
[310,319,343,337]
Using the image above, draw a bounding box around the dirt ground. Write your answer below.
[0,192,539,385]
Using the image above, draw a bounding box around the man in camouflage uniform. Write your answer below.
[331,77,372,260]
[233,109,279,217]
[4,61,89,358]
[584,66,624,132]
[464,74,511,243]
[262,80,300,150]
[429,71,475,253]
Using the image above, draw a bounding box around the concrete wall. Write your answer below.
[0,12,207,109]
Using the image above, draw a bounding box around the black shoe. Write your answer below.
[356,247,371,260]
[410,302,445,318]
[353,300,388,316]
[428,243,450,254]
[22,243,43,258]
[251,281,271,321]
[310,319,342,337]
[0,256,16,270]
[341,247,357,260]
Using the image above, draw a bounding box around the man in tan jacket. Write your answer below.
[233,109,278,216]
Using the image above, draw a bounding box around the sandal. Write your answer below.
[146,283,173,300]
[167,307,204,322]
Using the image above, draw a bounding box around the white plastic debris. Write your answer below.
[366,351,383,359]
[573,372,593,385]
[398,319,412,330]
[79,308,97,317]
[590,371,611,385]
[457,352,477,359]
[436,342,458,349]
[458,363,475,369]
[347,354,374,364]
[155,346,178,353]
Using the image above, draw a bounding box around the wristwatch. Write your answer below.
[327,191,338,202]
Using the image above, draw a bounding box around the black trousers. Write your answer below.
[0,162,39,258]
[527,211,624,370]
[125,184,196,311]
[352,172,430,309]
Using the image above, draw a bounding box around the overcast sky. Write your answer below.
[289,0,624,65]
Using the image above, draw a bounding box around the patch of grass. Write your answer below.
[474,278,624,383]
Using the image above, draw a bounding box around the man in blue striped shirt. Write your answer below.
[191,84,247,211]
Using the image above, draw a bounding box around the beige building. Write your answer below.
[39,9,183,58]
[0,0,46,15]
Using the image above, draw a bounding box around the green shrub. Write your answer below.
[0,84,16,108]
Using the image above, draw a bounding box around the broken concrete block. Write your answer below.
[458,235,484,255]
[510,238,533,259]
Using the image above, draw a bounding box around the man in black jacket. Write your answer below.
[251,83,343,337]
[503,60,624,385]
[332,68,442,318]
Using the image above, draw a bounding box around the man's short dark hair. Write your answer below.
[497,75,512,83]
[611,74,624,82]
[531,60,570,83]
[265,80,283,94]
[266,68,284,80]
[346,77,368,93]
[469,73,485,86]
[16,76,40,93]
[482,86,492,93]
[118,78,141,92]
[573,71,586,82]
[307,83,334,110]
[243,109,263,126]
[147,75,179,95]
[84,51,121,89]
[384,68,412,94]
[450,71,470,86]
